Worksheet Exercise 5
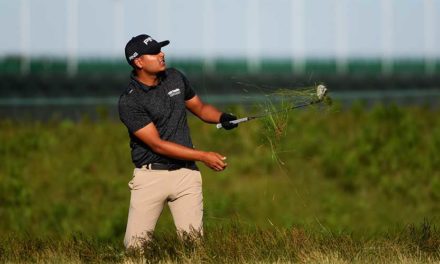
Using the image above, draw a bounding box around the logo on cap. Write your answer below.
[128,52,139,61]
[143,37,153,46]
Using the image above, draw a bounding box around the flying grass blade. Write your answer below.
[216,84,330,129]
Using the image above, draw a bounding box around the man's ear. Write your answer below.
[133,58,142,69]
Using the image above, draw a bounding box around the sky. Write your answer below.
[0,0,439,60]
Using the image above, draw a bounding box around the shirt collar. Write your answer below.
[130,70,167,92]
[130,72,155,92]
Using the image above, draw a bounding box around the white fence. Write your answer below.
[2,0,438,75]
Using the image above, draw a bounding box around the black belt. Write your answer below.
[143,162,197,171]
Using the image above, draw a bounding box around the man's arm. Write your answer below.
[185,95,223,123]
[134,122,227,171]
[186,95,238,130]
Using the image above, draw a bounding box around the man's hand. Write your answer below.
[201,152,227,171]
[220,113,238,130]
[134,123,229,172]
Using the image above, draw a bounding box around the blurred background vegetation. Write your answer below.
[1,104,439,242]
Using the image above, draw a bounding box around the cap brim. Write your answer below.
[159,40,170,47]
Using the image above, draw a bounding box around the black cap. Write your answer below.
[124,34,170,65]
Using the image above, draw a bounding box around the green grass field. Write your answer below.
[1,103,439,263]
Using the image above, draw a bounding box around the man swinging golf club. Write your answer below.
[118,34,237,249]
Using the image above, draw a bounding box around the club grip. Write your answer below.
[216,117,249,129]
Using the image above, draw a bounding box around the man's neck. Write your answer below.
[135,71,160,86]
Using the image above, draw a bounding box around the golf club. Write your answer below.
[216,84,328,129]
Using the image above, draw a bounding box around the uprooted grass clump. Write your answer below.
[259,84,333,165]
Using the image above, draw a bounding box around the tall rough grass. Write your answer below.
[1,103,439,262]
[1,222,439,263]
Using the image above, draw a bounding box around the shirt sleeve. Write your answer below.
[181,72,196,100]
[118,95,152,133]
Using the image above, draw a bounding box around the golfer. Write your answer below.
[118,34,237,249]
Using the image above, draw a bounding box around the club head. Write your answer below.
[317,84,327,100]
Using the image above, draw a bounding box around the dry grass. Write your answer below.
[3,223,439,263]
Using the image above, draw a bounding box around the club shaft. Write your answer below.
[216,99,322,129]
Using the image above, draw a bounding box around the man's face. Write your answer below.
[134,51,166,74]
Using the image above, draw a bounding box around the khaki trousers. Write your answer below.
[123,167,203,249]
